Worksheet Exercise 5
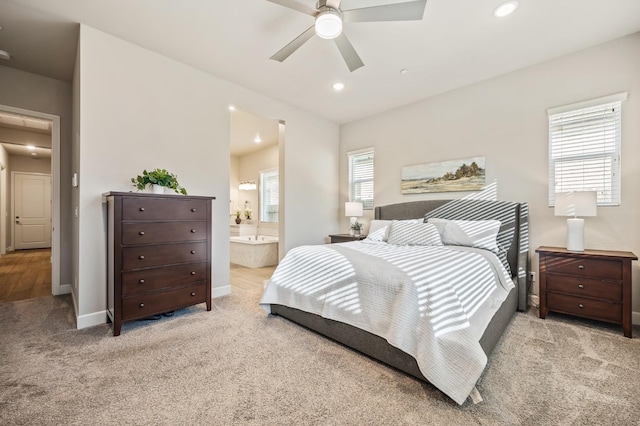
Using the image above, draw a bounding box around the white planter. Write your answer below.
[150,184,164,194]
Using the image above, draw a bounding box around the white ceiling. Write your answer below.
[230,109,280,157]
[1,0,640,126]
[0,111,52,159]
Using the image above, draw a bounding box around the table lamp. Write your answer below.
[554,191,597,252]
[345,201,363,231]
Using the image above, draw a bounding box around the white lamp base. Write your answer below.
[566,218,585,252]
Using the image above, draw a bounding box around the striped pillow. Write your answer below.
[387,221,443,246]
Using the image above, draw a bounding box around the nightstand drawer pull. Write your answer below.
[578,265,585,269]
[191,292,196,296]
[578,304,584,309]
[139,303,145,308]
[190,250,196,254]
[139,207,145,212]
[190,229,196,233]
[191,271,196,275]
[139,231,145,236]
[139,279,145,284]
[139,255,145,260]
[578,284,584,289]
[191,208,197,212]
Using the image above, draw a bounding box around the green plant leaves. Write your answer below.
[130,168,188,195]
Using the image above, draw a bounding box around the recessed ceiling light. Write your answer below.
[26,145,36,150]
[254,135,262,143]
[493,1,519,18]
[228,105,236,111]
[400,69,408,75]
[332,82,345,91]
[0,49,10,61]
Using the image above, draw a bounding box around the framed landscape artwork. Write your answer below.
[401,156,486,194]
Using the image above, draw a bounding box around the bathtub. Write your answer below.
[230,235,279,268]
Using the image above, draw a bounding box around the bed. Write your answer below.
[259,199,529,405]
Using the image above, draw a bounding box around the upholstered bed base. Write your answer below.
[268,199,529,390]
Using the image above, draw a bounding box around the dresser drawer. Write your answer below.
[546,274,622,301]
[121,283,208,320]
[121,262,208,296]
[122,221,207,245]
[122,197,208,221]
[122,242,207,270]
[547,292,621,324]
[544,256,622,280]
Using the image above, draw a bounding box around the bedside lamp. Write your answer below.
[345,201,363,231]
[554,191,597,252]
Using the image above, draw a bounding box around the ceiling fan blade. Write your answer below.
[270,25,316,62]
[342,0,427,23]
[266,0,317,16]
[334,33,364,72]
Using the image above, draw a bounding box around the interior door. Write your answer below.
[13,172,51,250]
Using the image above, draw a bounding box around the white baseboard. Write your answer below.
[212,285,231,299]
[53,283,72,296]
[76,309,107,330]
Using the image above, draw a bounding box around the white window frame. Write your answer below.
[547,92,627,207]
[348,148,374,210]
[260,168,279,223]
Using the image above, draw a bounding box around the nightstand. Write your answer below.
[536,246,637,338]
[329,234,366,243]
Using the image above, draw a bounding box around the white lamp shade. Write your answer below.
[345,202,363,217]
[554,191,597,217]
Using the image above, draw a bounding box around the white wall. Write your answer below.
[0,65,73,287]
[0,144,7,254]
[75,25,339,326]
[238,144,279,234]
[340,33,640,314]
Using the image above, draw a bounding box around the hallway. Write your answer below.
[0,248,51,303]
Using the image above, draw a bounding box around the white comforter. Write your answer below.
[259,240,514,405]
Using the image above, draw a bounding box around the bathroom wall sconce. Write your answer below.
[239,180,257,191]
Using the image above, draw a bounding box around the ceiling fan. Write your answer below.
[267,0,427,72]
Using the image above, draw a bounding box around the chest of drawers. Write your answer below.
[106,192,215,336]
[536,246,637,338]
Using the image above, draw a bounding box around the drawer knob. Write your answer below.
[190,229,196,233]
[139,207,145,212]
[578,284,584,289]
[578,265,585,270]
[139,279,145,284]
[578,304,584,309]
[191,208,197,212]
[139,231,145,236]
[191,292,196,296]
[139,255,145,260]
[139,303,145,308]
[191,271,196,275]
[190,250,196,254]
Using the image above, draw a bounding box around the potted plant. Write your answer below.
[131,168,187,195]
[350,220,363,236]
[235,209,242,224]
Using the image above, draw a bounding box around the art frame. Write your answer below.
[401,156,486,194]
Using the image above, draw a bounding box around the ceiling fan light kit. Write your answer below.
[267,0,427,72]
[315,7,343,39]
[0,49,11,60]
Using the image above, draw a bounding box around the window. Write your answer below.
[548,92,627,206]
[260,169,279,223]
[348,148,374,210]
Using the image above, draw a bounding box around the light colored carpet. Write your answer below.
[2,282,640,425]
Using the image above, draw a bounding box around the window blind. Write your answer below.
[260,169,279,223]
[348,149,374,210]
[548,93,626,206]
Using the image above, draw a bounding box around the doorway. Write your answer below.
[0,105,61,301]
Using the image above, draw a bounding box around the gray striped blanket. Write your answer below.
[259,240,514,404]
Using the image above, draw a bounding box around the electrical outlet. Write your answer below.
[528,271,536,282]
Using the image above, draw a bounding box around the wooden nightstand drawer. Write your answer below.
[536,246,637,338]
[545,256,622,280]
[546,274,622,301]
[547,293,621,324]
[329,234,366,243]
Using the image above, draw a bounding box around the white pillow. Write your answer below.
[387,221,443,246]
[366,220,391,242]
[427,218,501,253]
